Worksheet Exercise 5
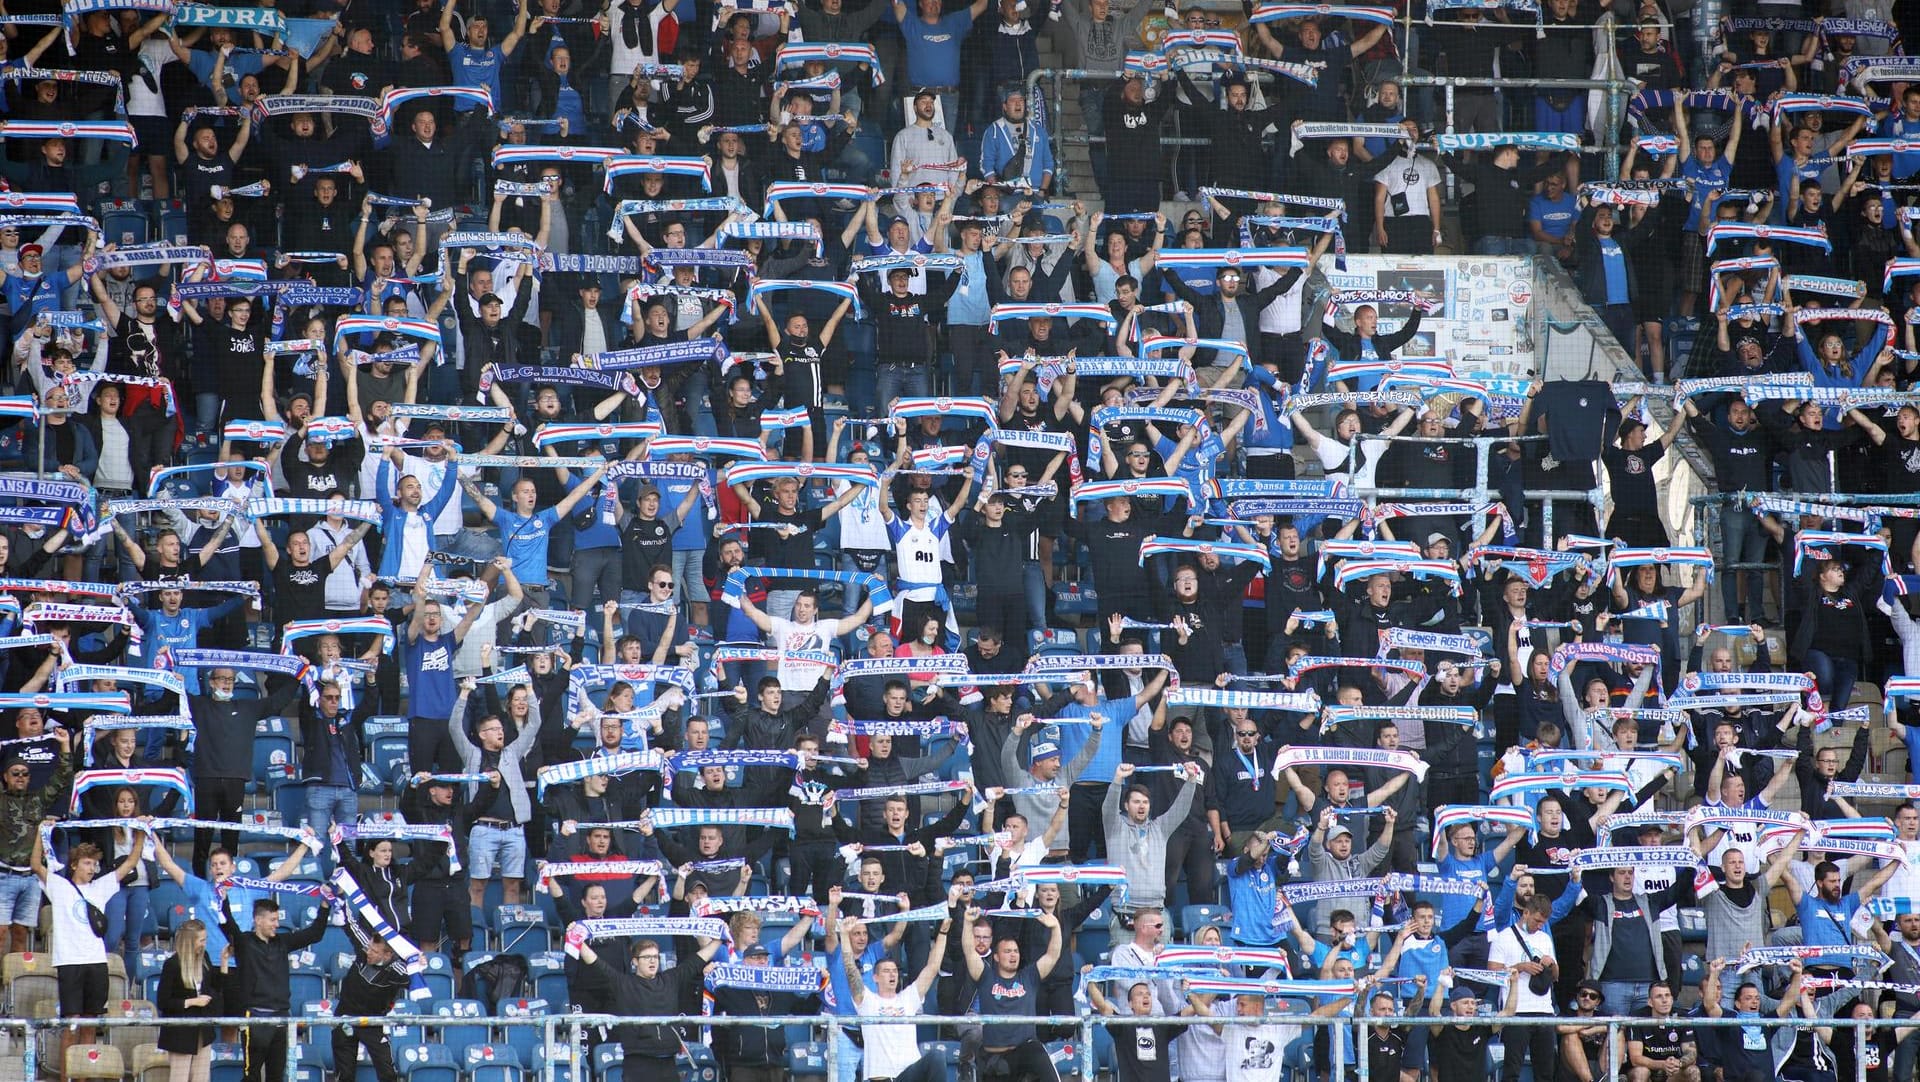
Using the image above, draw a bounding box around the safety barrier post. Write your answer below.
[1858,1019,1870,1082]
[1080,1014,1096,1080]
[285,1017,300,1082]
[825,1014,841,1079]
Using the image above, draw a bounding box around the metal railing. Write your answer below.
[16,1009,1898,1082]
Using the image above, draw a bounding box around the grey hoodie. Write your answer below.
[1103,774,1198,911]
[1306,827,1393,934]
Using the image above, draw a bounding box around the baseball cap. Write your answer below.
[743,944,771,958]
[1425,532,1450,547]
[1031,740,1061,762]
[1326,824,1352,841]
[479,293,504,307]
[19,243,41,258]
[1449,985,1479,1004]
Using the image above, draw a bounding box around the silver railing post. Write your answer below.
[825,1015,841,1080]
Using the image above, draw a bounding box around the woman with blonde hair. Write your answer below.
[155,919,225,1082]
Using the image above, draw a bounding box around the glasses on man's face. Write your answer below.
[1236,730,1259,738]
[636,954,661,963]
[320,692,342,702]
[1576,991,1601,1001]
[652,579,673,589]
[1126,451,1150,459]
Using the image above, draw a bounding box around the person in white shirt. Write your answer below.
[305,501,375,612]
[34,826,144,1068]
[889,89,964,218]
[739,588,873,698]
[1290,404,1416,490]
[1488,895,1559,1082]
[839,908,952,1082]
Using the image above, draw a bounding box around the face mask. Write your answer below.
[211,689,233,702]
[921,631,938,645]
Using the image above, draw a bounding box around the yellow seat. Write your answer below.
[65,1044,126,1081]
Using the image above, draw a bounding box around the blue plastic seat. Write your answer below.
[593,1044,623,1082]
[210,1043,244,1082]
[431,998,490,1051]
[496,998,549,1067]
[678,1045,718,1082]
[417,954,456,1001]
[529,955,564,1005]
[397,1042,460,1082]
[493,905,551,954]
[787,1042,827,1079]
[250,733,296,794]
[297,1041,334,1072]
[1179,904,1231,936]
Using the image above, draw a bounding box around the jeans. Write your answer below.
[470,822,528,880]
[1806,650,1859,714]
[104,883,150,967]
[194,392,222,442]
[0,872,42,926]
[765,589,801,621]
[305,784,358,855]
[1719,505,1767,620]
[833,1026,861,1082]
[671,548,706,606]
[1081,85,1109,195]
[875,362,933,413]
[1023,561,1047,642]
[1599,979,1651,1018]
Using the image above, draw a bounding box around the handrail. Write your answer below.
[13,1009,1892,1082]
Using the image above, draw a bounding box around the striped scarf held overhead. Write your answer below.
[332,866,431,998]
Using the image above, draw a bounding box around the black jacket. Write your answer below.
[1165,267,1303,366]
[220,903,334,1013]
[188,676,303,782]
[155,955,225,1053]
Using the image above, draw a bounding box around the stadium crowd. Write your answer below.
[5,0,1920,1081]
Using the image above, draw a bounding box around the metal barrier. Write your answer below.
[14,1009,1895,1082]
[1339,433,1603,544]
[1022,67,1640,197]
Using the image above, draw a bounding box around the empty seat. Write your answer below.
[65,1045,125,1080]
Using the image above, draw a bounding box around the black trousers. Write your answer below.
[1164,818,1218,905]
[331,1022,399,1082]
[1502,1015,1558,1082]
[408,716,457,776]
[244,1011,288,1082]
[192,776,247,877]
[979,1040,1060,1082]
[787,838,844,903]
[1067,782,1108,863]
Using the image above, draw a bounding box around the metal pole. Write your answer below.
[1080,1013,1095,1080]
[825,1015,840,1081]
[285,1017,299,1082]
[1857,1019,1869,1082]
[1357,1018,1371,1082]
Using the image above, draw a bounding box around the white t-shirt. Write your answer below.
[1373,154,1442,220]
[1883,840,1920,905]
[1226,1020,1300,1082]
[835,480,888,552]
[306,523,370,611]
[767,615,835,692]
[858,985,924,1078]
[401,454,468,537]
[127,39,172,118]
[1311,434,1391,490]
[1488,924,1558,1014]
[1633,863,1681,933]
[45,873,118,967]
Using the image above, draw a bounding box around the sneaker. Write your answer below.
[1651,372,1668,386]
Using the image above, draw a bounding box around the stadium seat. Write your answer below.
[106,999,159,1070]
[786,1041,828,1079]
[431,998,491,1050]
[210,1043,245,1082]
[99,199,152,247]
[297,1041,335,1073]
[65,1045,124,1081]
[533,1045,581,1082]
[678,1045,718,1082]
[592,1043,624,1082]
[918,1040,960,1082]
[1179,904,1231,935]
[527,954,569,1006]
[132,1043,170,1082]
[289,958,329,1007]
[497,999,549,1067]
[418,954,456,1001]
[397,1042,460,1082]
[493,905,551,954]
